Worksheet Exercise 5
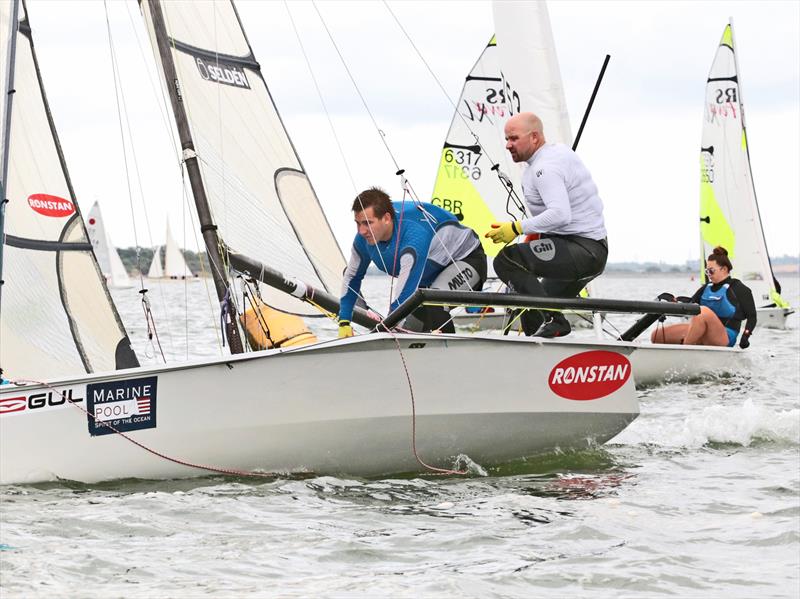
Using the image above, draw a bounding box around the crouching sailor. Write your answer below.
[338,187,487,336]
[652,246,757,347]
[486,112,608,338]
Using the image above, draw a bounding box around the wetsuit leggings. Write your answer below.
[406,243,488,333]
[494,235,608,334]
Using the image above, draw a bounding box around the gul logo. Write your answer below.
[529,238,555,261]
[195,57,250,89]
[0,388,84,415]
[0,396,27,415]
[548,350,631,401]
[28,194,75,218]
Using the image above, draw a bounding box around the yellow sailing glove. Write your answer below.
[485,221,522,244]
[338,320,354,338]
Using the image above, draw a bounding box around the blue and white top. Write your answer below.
[338,202,480,322]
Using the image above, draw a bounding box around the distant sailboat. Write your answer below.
[146,245,163,278]
[147,222,195,279]
[699,21,793,329]
[86,201,132,289]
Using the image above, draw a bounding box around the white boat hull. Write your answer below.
[0,334,639,485]
[757,306,792,330]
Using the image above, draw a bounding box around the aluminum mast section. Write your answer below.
[146,0,243,354]
[0,0,20,327]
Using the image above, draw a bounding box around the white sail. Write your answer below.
[700,22,787,308]
[86,201,132,289]
[147,245,164,278]
[140,1,344,314]
[431,0,571,257]
[164,221,193,279]
[0,1,137,380]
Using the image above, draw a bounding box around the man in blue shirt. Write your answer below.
[338,187,486,336]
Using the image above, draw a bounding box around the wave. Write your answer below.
[616,398,800,449]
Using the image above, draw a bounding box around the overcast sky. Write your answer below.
[23,0,800,264]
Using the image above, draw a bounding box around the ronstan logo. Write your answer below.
[548,350,631,400]
[27,194,75,218]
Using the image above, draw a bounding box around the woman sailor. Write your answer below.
[652,246,757,348]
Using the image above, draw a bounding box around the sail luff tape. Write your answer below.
[290,278,308,298]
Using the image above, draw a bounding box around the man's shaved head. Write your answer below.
[507,112,544,136]
[504,112,546,163]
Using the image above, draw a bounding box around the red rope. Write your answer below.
[14,379,277,479]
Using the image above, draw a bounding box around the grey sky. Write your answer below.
[24,0,800,263]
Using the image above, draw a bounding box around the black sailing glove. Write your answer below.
[739,330,751,349]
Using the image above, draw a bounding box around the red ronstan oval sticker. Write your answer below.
[549,350,631,401]
[27,194,75,218]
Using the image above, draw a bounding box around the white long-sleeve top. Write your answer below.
[519,143,607,241]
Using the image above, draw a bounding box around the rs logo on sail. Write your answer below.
[548,351,631,400]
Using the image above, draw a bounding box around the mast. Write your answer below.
[146,0,243,353]
[0,0,20,322]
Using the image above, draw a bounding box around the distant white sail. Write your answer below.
[164,222,193,279]
[86,201,132,289]
[700,22,787,308]
[147,245,164,278]
[140,1,345,314]
[0,1,137,379]
[431,0,571,257]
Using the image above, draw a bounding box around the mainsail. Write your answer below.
[700,22,787,308]
[140,0,345,315]
[86,201,133,289]
[0,0,138,379]
[431,0,572,257]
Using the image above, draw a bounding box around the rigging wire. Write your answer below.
[311,1,403,174]
[381,0,526,215]
[103,0,171,362]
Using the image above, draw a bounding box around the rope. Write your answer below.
[12,378,278,479]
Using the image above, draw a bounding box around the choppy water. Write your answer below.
[2,274,799,597]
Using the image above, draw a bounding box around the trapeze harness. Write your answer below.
[699,282,739,347]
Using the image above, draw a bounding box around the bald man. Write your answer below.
[485,113,608,338]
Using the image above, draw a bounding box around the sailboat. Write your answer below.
[146,245,163,278]
[146,222,195,279]
[0,0,647,485]
[699,21,793,329]
[86,200,133,289]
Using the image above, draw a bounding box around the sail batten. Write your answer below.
[141,0,345,316]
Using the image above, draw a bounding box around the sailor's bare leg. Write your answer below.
[683,306,730,346]
[651,323,690,344]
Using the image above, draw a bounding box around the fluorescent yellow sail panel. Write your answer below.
[431,148,499,256]
[721,25,733,48]
[699,157,736,257]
